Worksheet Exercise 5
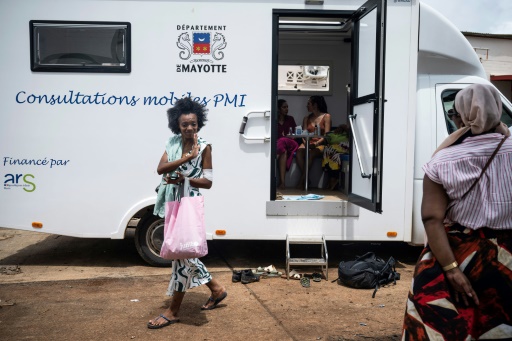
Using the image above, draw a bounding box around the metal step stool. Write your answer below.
[286,234,328,280]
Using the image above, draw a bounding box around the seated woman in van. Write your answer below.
[322,124,350,190]
[295,95,331,189]
[276,99,299,190]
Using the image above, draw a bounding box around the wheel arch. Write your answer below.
[112,197,156,239]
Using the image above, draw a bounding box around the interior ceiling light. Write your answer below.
[279,20,342,25]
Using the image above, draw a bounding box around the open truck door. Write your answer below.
[348,0,386,213]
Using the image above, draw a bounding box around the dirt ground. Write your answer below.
[0,228,422,341]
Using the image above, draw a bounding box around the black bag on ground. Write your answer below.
[334,252,400,298]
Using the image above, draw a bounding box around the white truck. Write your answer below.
[1,0,511,265]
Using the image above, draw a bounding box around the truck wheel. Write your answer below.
[134,214,172,267]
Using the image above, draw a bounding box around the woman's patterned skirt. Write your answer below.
[402,225,512,340]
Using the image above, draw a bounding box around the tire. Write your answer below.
[134,214,173,267]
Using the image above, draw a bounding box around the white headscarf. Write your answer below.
[433,83,510,155]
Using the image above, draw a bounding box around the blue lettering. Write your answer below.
[15,90,243,108]
[158,96,169,105]
[4,174,16,184]
[49,159,69,168]
[16,91,26,103]
[224,94,238,107]
[213,94,224,107]
[239,94,247,107]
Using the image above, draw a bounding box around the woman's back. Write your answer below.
[423,133,512,229]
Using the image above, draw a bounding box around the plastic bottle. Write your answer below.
[315,124,320,135]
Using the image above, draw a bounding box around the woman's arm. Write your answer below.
[290,116,297,128]
[314,114,331,147]
[301,115,309,146]
[188,144,212,189]
[421,175,479,305]
[157,135,201,176]
[156,151,194,175]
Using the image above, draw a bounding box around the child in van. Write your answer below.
[322,124,350,190]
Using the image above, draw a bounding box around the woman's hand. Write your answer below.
[164,171,186,185]
[184,133,200,160]
[421,176,479,307]
[445,268,479,306]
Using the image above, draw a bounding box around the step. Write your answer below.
[287,236,325,245]
[288,258,327,266]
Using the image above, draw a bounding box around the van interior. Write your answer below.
[272,11,353,201]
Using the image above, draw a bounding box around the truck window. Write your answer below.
[442,88,512,134]
[30,20,131,73]
[441,89,458,134]
[501,101,512,127]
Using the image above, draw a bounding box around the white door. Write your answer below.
[348,0,386,213]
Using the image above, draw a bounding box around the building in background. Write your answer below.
[463,32,512,101]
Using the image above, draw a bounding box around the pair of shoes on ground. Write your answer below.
[282,270,323,282]
[300,273,323,287]
[232,269,260,284]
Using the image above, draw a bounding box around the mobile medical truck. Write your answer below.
[1,0,511,266]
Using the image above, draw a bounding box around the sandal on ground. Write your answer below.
[281,269,301,280]
[147,314,179,329]
[263,265,277,273]
[201,291,228,310]
[312,272,322,282]
[300,277,311,288]
[265,271,283,278]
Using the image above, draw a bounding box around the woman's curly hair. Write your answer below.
[167,97,208,134]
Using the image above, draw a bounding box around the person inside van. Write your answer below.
[447,107,464,130]
[322,124,350,190]
[276,99,299,190]
[295,95,331,189]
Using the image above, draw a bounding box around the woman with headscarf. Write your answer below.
[402,84,512,340]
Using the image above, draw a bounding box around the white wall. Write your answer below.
[464,35,512,100]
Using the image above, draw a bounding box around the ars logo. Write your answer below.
[3,173,36,192]
[177,32,227,61]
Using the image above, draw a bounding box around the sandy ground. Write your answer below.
[0,228,422,341]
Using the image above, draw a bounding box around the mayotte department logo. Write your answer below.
[176,27,228,73]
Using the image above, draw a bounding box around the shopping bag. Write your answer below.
[160,180,208,260]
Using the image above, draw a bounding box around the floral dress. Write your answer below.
[154,134,212,295]
[322,131,349,172]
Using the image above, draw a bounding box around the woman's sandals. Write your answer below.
[147,315,180,329]
[300,277,311,288]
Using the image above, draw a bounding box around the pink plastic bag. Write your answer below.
[160,196,208,260]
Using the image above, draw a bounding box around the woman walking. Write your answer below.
[402,84,512,340]
[148,97,227,329]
